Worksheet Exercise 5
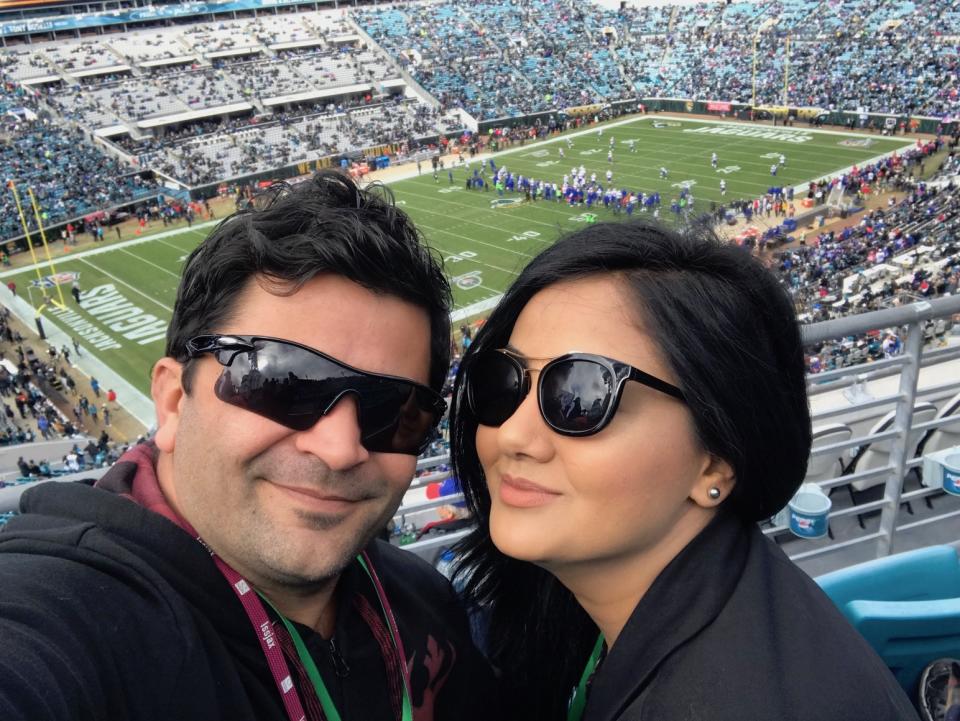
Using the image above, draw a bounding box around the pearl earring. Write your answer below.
[708,487,722,500]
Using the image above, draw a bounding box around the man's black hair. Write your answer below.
[166,170,451,392]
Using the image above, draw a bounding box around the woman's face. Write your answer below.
[475,276,718,572]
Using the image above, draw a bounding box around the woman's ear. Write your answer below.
[690,454,736,508]
[151,357,184,453]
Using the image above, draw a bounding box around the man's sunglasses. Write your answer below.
[185,335,446,455]
[464,349,686,436]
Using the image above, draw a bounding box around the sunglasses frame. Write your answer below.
[185,334,447,454]
[466,348,686,437]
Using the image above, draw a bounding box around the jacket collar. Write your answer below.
[584,511,751,721]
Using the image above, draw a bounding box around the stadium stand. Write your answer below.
[0,309,86,452]
[355,0,960,119]
[0,0,958,241]
[0,0,960,248]
[0,83,156,241]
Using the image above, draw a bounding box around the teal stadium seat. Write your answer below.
[816,545,960,697]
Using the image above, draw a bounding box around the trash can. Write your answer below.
[789,483,832,538]
[943,453,960,496]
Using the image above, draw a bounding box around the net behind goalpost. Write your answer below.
[825,182,851,216]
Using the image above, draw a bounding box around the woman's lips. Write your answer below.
[498,473,561,508]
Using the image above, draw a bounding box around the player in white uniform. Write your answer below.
[711,152,718,169]
[720,178,727,196]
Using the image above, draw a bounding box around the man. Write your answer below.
[0,171,496,720]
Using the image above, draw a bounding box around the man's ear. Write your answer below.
[152,357,184,453]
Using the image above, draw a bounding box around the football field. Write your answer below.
[4,115,913,396]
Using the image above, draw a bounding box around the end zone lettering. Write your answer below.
[73,283,168,346]
[683,126,813,143]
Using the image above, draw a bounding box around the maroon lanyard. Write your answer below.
[167,507,410,721]
[213,555,311,721]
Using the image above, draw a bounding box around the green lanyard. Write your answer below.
[259,556,414,721]
[567,633,605,721]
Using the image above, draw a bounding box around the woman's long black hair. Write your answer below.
[451,219,811,721]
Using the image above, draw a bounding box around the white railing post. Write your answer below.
[876,315,924,557]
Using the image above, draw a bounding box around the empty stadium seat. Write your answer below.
[919,391,960,457]
[842,402,938,526]
[806,422,854,485]
[816,545,960,697]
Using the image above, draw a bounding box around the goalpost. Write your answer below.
[6,179,69,311]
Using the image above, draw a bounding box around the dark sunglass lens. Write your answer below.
[469,352,523,426]
[540,359,613,434]
[356,382,438,455]
[212,339,439,453]
[212,340,345,430]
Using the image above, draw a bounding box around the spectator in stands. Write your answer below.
[450,220,919,720]
[0,170,496,721]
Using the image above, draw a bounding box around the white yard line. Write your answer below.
[79,258,174,314]
[118,247,181,280]
[0,221,216,280]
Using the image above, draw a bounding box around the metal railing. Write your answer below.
[777,294,960,562]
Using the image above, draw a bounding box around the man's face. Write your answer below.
[153,274,432,592]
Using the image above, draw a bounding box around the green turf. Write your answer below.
[6,116,912,396]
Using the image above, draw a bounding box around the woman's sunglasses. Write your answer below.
[464,349,686,436]
[185,335,446,455]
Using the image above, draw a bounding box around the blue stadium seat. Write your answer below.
[816,545,960,696]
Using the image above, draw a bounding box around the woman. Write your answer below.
[450,220,918,721]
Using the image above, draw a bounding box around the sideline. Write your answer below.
[2,294,157,428]
[0,219,219,281]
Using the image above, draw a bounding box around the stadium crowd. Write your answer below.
[0,302,133,488]
[356,0,960,120]
[135,98,452,186]
[0,0,960,243]
[0,0,958,242]
[773,167,960,372]
[0,308,78,446]
[0,83,156,242]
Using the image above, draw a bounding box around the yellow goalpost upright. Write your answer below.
[6,179,68,312]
